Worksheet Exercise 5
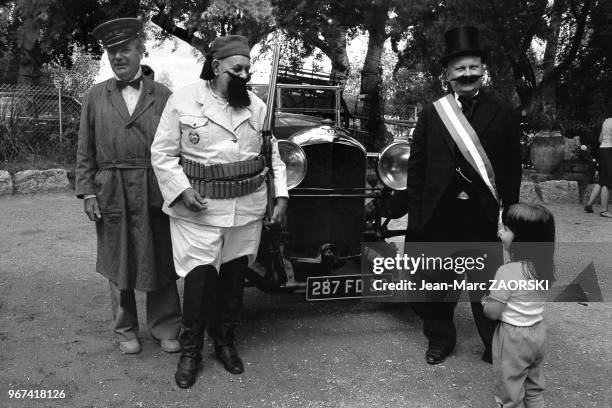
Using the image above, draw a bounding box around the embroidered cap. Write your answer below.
[93,18,144,48]
[207,35,251,60]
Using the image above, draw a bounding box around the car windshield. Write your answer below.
[250,84,338,121]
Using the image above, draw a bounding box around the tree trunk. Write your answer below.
[539,0,565,128]
[326,25,349,86]
[359,17,388,150]
[16,0,50,85]
[151,5,210,54]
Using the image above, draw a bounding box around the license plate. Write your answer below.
[305,274,392,301]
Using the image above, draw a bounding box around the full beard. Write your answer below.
[226,72,251,108]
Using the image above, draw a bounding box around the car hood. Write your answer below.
[288,124,365,153]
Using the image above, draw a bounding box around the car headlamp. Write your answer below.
[277,140,307,189]
[377,141,410,190]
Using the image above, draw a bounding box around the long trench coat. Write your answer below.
[75,77,177,291]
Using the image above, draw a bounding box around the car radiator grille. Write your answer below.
[286,143,366,261]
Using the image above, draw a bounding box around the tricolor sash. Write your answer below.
[433,94,503,223]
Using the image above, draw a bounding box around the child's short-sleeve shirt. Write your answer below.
[489,262,547,326]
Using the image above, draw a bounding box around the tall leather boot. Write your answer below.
[209,256,247,374]
[175,265,215,389]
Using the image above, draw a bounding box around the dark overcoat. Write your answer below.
[75,77,176,291]
[404,90,523,238]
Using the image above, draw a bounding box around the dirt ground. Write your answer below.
[0,193,611,408]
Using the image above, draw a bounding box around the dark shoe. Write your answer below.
[425,347,450,365]
[215,345,244,374]
[584,205,593,213]
[175,354,202,389]
[482,350,492,364]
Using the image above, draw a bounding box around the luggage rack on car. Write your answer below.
[251,82,344,127]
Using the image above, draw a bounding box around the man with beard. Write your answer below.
[76,18,181,355]
[390,26,522,365]
[151,35,288,388]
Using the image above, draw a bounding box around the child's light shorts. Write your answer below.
[169,218,262,277]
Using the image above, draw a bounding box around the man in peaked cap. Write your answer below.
[92,17,143,47]
[387,26,522,365]
[151,35,288,388]
[76,18,181,356]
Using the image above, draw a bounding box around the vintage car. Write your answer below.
[247,77,410,301]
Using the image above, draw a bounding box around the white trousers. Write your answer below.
[169,218,262,277]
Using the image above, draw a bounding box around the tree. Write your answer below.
[43,46,100,98]
[145,0,275,55]
[271,0,356,83]
[392,0,600,132]
[272,0,413,148]
[353,1,413,141]
[156,70,173,90]
[557,0,612,137]
[0,0,142,85]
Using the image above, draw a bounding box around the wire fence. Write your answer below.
[0,84,81,138]
[349,93,417,144]
[384,103,419,122]
[0,83,82,161]
[383,118,417,143]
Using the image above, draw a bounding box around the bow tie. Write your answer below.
[116,77,142,90]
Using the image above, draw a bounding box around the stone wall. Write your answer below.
[519,180,580,203]
[0,170,13,195]
[0,169,71,195]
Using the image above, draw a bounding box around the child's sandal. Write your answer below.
[600,211,612,218]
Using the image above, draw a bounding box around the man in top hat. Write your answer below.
[76,18,181,355]
[151,35,288,388]
[392,26,522,365]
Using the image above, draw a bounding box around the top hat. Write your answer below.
[440,26,488,66]
[92,18,143,48]
[207,35,251,60]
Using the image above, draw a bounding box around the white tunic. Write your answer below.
[151,80,288,275]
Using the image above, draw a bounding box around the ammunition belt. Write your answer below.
[188,167,268,199]
[182,156,265,181]
[182,156,268,199]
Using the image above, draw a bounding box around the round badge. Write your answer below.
[189,131,200,144]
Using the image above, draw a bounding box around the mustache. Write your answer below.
[449,74,483,84]
[226,71,251,108]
